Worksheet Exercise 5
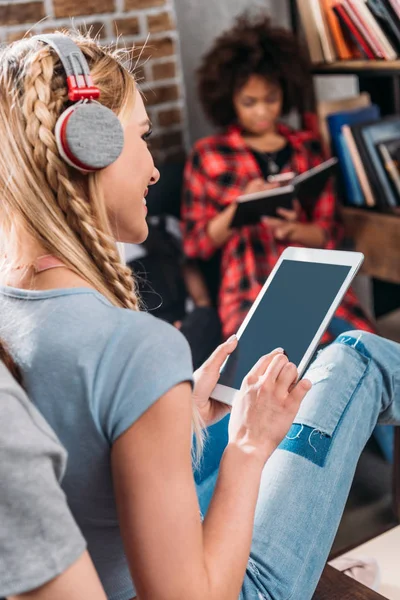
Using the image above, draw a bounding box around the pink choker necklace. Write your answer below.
[11,255,66,274]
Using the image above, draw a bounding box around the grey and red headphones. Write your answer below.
[34,34,124,173]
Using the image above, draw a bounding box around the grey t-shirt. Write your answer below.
[0,361,86,598]
[0,286,194,600]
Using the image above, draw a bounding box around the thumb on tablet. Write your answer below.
[202,335,238,373]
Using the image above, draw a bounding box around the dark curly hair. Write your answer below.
[197,13,313,128]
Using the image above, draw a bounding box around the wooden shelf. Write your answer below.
[312,60,400,76]
[342,207,400,284]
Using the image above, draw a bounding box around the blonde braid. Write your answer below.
[22,47,139,310]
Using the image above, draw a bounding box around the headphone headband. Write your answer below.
[34,34,100,101]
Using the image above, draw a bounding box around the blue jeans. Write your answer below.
[195,331,400,599]
[329,317,394,462]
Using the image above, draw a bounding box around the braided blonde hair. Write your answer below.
[0,32,205,460]
[0,33,139,309]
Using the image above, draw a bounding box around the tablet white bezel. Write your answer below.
[212,247,364,406]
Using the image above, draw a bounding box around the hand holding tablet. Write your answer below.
[212,247,364,406]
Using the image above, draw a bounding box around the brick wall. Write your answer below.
[0,0,188,163]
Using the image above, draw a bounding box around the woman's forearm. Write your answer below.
[202,443,270,600]
[292,223,326,248]
[207,203,237,249]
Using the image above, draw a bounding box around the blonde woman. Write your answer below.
[0,33,399,600]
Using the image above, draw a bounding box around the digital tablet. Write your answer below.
[212,247,364,406]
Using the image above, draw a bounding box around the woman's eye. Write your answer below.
[142,129,153,143]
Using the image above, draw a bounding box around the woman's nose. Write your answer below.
[149,167,160,186]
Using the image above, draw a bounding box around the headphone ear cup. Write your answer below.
[55,102,124,172]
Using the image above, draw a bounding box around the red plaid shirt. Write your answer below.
[182,124,375,341]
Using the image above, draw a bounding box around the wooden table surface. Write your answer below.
[313,566,387,599]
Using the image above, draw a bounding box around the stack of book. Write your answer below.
[296,0,400,62]
[319,94,400,207]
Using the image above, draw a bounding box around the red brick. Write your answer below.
[152,61,176,81]
[7,30,31,43]
[53,0,113,18]
[84,21,108,39]
[113,17,140,37]
[41,21,107,39]
[125,0,165,9]
[135,37,175,60]
[144,84,179,106]
[0,2,45,26]
[158,108,182,127]
[147,12,173,33]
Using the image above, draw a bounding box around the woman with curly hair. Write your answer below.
[182,13,374,342]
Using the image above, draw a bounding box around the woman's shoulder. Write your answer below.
[191,131,231,155]
[89,304,193,382]
[193,126,245,154]
[278,122,323,155]
[92,309,194,444]
[188,129,243,177]
[4,289,192,376]
[111,308,191,355]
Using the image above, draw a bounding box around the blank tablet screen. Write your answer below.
[219,259,351,390]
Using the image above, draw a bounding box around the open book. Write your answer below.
[231,157,338,228]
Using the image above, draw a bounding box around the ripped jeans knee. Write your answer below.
[334,330,373,359]
[279,424,331,467]
[278,332,371,467]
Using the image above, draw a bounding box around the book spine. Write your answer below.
[384,0,400,36]
[342,125,376,205]
[324,0,354,58]
[333,2,376,57]
[354,0,398,59]
[388,0,400,20]
[310,0,337,61]
[367,0,400,53]
[338,133,366,205]
[378,143,400,202]
[296,0,325,63]
[351,125,389,208]
[345,0,385,57]
[363,128,398,207]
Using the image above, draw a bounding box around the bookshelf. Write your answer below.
[288,0,400,286]
[342,207,400,284]
[288,0,400,527]
[312,59,400,75]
